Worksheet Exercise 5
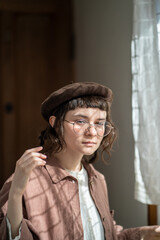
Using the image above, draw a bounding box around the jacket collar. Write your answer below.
[45,156,98,184]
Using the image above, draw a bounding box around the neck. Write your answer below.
[53,150,83,172]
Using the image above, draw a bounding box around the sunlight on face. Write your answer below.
[63,108,107,156]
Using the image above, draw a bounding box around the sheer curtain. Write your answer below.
[132,0,160,204]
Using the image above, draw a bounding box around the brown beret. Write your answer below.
[41,82,112,121]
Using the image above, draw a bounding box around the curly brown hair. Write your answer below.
[39,95,117,163]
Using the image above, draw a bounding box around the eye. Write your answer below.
[75,119,87,125]
[95,122,105,127]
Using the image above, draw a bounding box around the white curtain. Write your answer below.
[132,0,160,204]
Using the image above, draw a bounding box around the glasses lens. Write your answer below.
[73,122,87,135]
[96,124,105,137]
[73,121,113,137]
[103,122,113,137]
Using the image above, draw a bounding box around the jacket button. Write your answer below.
[90,179,93,184]
[102,217,105,221]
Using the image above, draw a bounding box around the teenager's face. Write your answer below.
[63,108,107,157]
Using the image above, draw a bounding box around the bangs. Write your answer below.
[67,96,108,111]
[40,94,117,162]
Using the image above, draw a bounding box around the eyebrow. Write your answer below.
[72,114,106,120]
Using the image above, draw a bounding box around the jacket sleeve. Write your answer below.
[117,228,141,240]
[110,210,141,240]
[6,216,21,240]
[0,177,39,240]
[99,174,142,240]
[110,210,141,239]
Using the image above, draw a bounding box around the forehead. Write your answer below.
[65,107,107,119]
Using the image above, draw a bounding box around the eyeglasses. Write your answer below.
[64,119,113,137]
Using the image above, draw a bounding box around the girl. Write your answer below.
[0,82,160,240]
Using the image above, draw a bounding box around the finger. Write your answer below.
[116,225,123,232]
[26,146,43,152]
[18,151,47,165]
[21,146,43,158]
[17,158,46,176]
[17,153,46,168]
[12,158,46,189]
[27,160,46,172]
[24,152,47,161]
[113,220,116,225]
[31,152,47,159]
[155,226,160,232]
[21,157,46,168]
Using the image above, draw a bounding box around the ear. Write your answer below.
[49,116,56,127]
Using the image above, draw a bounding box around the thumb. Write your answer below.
[155,226,160,232]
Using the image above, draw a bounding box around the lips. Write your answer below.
[82,141,96,146]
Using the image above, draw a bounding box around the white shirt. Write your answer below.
[6,216,21,240]
[65,165,105,240]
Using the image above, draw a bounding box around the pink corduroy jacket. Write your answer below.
[0,157,141,240]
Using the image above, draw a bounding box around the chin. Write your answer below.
[81,149,96,156]
[78,145,99,156]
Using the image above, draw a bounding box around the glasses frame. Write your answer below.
[64,119,113,137]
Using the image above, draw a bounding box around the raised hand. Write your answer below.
[9,146,47,196]
[113,220,123,235]
[140,225,160,240]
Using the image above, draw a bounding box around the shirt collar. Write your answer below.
[45,157,70,183]
[45,156,98,184]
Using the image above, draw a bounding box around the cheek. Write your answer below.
[63,128,77,143]
[96,138,103,147]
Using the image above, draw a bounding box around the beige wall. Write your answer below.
[74,0,149,228]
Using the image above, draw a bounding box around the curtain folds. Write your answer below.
[131,0,160,204]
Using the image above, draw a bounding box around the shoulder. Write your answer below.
[83,161,105,180]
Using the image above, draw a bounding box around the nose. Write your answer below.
[85,125,97,136]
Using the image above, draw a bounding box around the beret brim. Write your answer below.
[41,82,112,121]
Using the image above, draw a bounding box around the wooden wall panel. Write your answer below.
[0,0,56,13]
[0,0,74,187]
[0,13,17,182]
[148,205,158,225]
